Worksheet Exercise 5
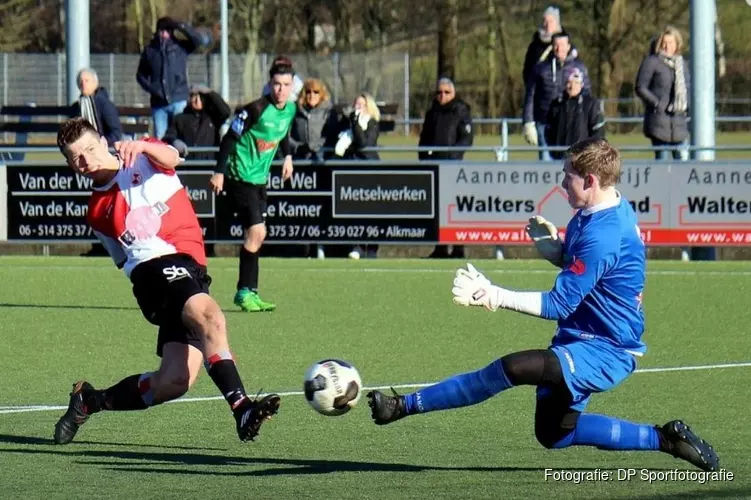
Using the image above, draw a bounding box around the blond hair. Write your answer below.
[565,138,621,188]
[298,78,331,107]
[359,92,380,122]
[655,25,684,55]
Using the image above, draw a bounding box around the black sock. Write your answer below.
[238,247,259,292]
[249,250,259,293]
[238,247,252,290]
[205,352,248,411]
[89,373,153,412]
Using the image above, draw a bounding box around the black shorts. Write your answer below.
[130,253,212,357]
[225,178,267,229]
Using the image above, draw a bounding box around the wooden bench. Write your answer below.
[0,104,153,161]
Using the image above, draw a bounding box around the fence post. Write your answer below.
[2,54,7,107]
[3,54,7,143]
[109,53,115,97]
[403,52,410,136]
[495,119,509,162]
[57,54,64,105]
[332,52,340,104]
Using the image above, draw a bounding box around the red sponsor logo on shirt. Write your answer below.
[255,138,278,153]
[568,256,586,275]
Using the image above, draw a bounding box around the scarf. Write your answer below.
[661,54,687,114]
[79,95,99,131]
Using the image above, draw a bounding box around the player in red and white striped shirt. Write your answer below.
[52,117,280,445]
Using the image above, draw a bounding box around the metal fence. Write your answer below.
[0,51,410,113]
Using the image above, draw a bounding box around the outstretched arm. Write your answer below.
[453,237,616,320]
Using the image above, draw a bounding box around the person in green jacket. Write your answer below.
[210,61,296,312]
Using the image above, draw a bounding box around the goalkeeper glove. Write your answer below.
[451,263,503,312]
[522,122,538,146]
[526,216,564,268]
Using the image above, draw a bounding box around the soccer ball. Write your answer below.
[303,359,362,416]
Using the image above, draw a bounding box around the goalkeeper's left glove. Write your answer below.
[451,263,503,312]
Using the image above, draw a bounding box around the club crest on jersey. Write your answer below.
[132,172,142,185]
[118,202,170,247]
[568,256,586,275]
[230,110,248,136]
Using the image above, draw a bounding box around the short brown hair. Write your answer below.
[57,117,99,153]
[565,138,620,188]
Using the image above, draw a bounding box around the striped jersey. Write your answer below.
[86,138,205,277]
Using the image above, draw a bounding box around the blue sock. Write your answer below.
[403,359,513,414]
[553,414,661,450]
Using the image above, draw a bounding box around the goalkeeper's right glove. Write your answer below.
[525,216,564,268]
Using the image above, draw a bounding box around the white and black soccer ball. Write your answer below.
[303,359,362,416]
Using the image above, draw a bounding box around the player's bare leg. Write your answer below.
[235,223,275,312]
[182,293,279,441]
[54,343,202,445]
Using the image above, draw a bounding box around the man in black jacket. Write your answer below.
[136,17,211,139]
[419,77,473,259]
[163,84,231,161]
[418,77,473,161]
[545,68,605,159]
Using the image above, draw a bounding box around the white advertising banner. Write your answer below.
[438,162,751,246]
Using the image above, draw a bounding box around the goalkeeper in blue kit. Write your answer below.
[367,138,719,471]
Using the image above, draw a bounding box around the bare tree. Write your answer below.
[230,0,266,102]
[0,0,38,52]
[437,0,459,80]
[486,0,497,117]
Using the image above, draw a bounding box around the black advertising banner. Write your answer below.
[6,163,439,244]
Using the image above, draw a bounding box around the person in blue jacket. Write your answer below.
[367,138,719,473]
[136,16,211,139]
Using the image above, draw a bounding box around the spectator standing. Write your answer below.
[636,27,705,262]
[523,30,589,161]
[522,5,564,87]
[163,83,231,161]
[418,77,473,259]
[335,93,380,259]
[545,68,605,159]
[635,26,690,161]
[136,17,211,139]
[72,68,122,147]
[289,78,339,259]
[290,78,339,162]
[334,92,380,161]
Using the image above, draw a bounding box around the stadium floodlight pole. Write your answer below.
[65,0,91,105]
[220,0,230,102]
[690,0,716,161]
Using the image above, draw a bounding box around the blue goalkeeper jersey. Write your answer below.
[540,193,647,355]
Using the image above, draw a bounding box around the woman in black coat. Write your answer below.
[635,26,690,161]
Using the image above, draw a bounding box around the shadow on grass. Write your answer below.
[0,434,224,451]
[628,487,751,500]
[0,302,139,312]
[0,442,688,478]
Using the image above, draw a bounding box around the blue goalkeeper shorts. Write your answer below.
[542,339,637,412]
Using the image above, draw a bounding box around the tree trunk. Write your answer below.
[242,0,264,102]
[134,0,144,53]
[497,16,517,115]
[486,0,497,118]
[437,0,458,80]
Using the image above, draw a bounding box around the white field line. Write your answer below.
[1,361,749,415]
